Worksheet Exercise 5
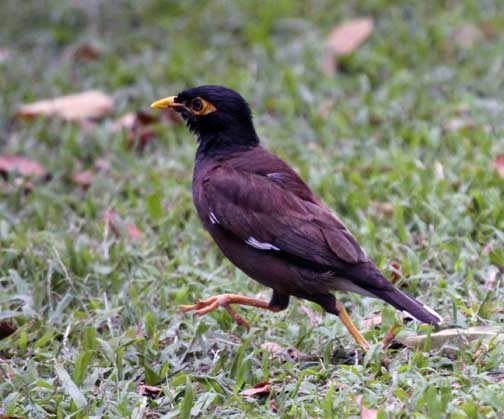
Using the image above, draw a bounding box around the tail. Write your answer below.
[372,287,443,325]
[349,263,443,325]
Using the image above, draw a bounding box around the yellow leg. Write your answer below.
[180,293,280,329]
[335,301,370,352]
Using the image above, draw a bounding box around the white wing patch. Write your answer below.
[266,172,287,181]
[245,236,280,251]
[209,212,220,224]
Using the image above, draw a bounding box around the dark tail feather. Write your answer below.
[347,262,442,325]
[372,287,443,325]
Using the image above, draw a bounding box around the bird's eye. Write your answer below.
[191,98,203,112]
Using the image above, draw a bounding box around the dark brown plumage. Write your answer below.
[151,85,442,350]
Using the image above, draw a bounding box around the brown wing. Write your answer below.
[203,165,368,268]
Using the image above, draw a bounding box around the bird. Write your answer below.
[151,85,442,351]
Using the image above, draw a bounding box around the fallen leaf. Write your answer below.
[382,324,401,349]
[112,111,159,151]
[105,209,143,241]
[492,154,504,178]
[93,158,111,172]
[389,261,402,284]
[0,319,16,339]
[362,314,382,329]
[454,24,483,49]
[112,112,150,132]
[394,326,504,350]
[371,201,394,217]
[0,155,47,178]
[71,43,101,61]
[138,384,162,398]
[261,341,282,354]
[241,381,271,397]
[125,224,143,241]
[269,399,279,411]
[71,169,94,188]
[17,90,113,121]
[261,342,300,362]
[355,395,378,419]
[323,18,374,74]
[70,159,110,189]
[161,108,184,125]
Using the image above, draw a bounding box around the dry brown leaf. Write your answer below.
[0,155,47,178]
[105,209,143,241]
[371,201,394,217]
[125,224,143,241]
[261,342,300,362]
[17,90,113,121]
[112,111,156,132]
[261,341,283,354]
[241,381,271,397]
[113,111,159,151]
[362,314,382,329]
[323,18,374,74]
[94,158,111,172]
[269,399,279,411]
[72,43,101,61]
[395,326,504,350]
[382,324,401,349]
[138,384,162,398]
[454,24,483,49]
[112,113,137,132]
[389,261,402,284]
[492,154,504,178]
[70,159,110,189]
[161,108,184,125]
[71,169,95,188]
[355,395,378,419]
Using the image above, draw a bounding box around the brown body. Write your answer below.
[194,147,379,303]
[151,85,442,349]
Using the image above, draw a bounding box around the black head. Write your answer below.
[151,85,259,156]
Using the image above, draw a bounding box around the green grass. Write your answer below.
[1,0,504,417]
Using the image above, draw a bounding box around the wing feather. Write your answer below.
[204,166,367,267]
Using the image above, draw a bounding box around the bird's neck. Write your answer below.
[195,127,259,160]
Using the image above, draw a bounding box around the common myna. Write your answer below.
[151,85,442,351]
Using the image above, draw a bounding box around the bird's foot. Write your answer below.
[180,293,274,330]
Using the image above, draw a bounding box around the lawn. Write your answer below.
[1,0,503,417]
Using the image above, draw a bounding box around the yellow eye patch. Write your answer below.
[189,97,217,115]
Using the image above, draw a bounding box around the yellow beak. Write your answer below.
[150,96,184,109]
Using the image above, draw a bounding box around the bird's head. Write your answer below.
[151,85,259,155]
